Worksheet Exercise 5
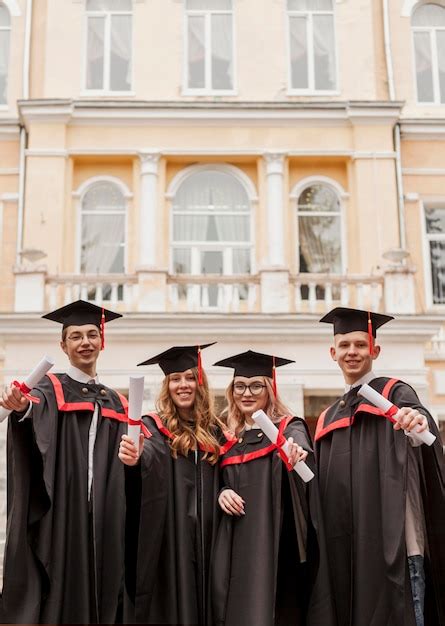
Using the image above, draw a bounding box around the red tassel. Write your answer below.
[197,346,203,385]
[272,356,277,398]
[368,311,373,356]
[100,307,105,350]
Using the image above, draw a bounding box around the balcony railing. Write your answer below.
[168,274,259,312]
[46,274,138,310]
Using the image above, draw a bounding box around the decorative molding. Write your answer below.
[0,192,18,202]
[2,0,21,16]
[263,152,286,176]
[138,151,161,176]
[0,168,19,175]
[400,120,445,140]
[404,192,420,202]
[402,168,445,176]
[290,175,349,200]
[73,175,133,199]
[25,149,69,158]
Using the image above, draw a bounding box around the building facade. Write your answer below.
[0,0,445,574]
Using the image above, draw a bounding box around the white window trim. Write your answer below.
[168,163,257,278]
[286,3,338,94]
[82,5,133,94]
[1,0,19,17]
[182,4,237,95]
[421,199,445,310]
[74,176,131,275]
[412,22,445,105]
[290,175,347,274]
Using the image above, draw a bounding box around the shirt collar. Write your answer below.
[67,365,99,385]
[344,370,376,393]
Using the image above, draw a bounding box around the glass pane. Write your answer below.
[288,0,333,10]
[425,207,445,234]
[86,17,105,90]
[290,16,308,89]
[87,0,132,10]
[299,215,341,273]
[110,14,132,90]
[437,31,445,103]
[201,250,223,274]
[412,3,445,27]
[83,182,125,212]
[0,6,10,26]
[414,31,434,102]
[313,14,336,90]
[0,29,9,104]
[81,214,125,273]
[233,248,251,273]
[173,171,249,212]
[173,215,249,242]
[298,184,339,213]
[429,241,445,304]
[173,248,191,273]
[187,0,232,9]
[211,14,233,89]
[188,15,205,88]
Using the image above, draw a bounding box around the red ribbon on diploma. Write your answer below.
[383,404,398,423]
[273,423,293,471]
[128,417,141,426]
[12,380,41,404]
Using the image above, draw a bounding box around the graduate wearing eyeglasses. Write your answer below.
[0,300,128,624]
[210,351,335,626]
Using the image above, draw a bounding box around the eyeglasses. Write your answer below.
[66,332,101,343]
[233,382,266,396]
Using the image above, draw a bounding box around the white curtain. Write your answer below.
[110,14,132,90]
[0,29,9,103]
[313,14,336,90]
[87,17,105,89]
[288,0,332,10]
[87,0,131,10]
[211,13,233,89]
[290,16,308,88]
[187,0,231,10]
[414,31,434,102]
[188,15,205,88]
[0,6,10,26]
[412,3,445,27]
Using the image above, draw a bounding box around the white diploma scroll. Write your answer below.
[358,384,436,447]
[127,375,145,444]
[252,410,315,483]
[0,355,55,423]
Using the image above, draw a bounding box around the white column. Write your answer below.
[264,152,286,267]
[138,151,161,268]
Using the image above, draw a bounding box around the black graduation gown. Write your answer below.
[124,413,223,626]
[210,416,336,626]
[2,372,128,624]
[315,377,445,626]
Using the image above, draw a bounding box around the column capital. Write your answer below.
[263,152,286,175]
[139,151,161,176]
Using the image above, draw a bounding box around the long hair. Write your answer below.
[156,367,222,464]
[223,377,292,435]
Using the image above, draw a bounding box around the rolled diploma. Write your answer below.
[358,384,436,446]
[252,410,314,483]
[0,355,55,423]
[127,375,144,443]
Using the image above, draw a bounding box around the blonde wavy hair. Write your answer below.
[223,376,291,435]
[156,367,223,464]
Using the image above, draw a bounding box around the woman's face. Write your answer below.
[168,369,197,417]
[232,376,268,417]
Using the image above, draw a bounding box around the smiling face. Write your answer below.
[168,369,197,418]
[61,323,101,375]
[330,330,380,384]
[232,375,269,418]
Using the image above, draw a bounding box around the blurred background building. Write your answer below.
[0,0,445,576]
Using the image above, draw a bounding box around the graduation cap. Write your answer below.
[213,350,294,397]
[319,307,393,354]
[42,300,122,350]
[137,343,216,383]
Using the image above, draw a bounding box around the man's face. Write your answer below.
[61,324,101,373]
[330,330,380,384]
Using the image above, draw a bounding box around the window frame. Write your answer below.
[182,0,237,95]
[411,4,445,106]
[421,199,445,309]
[291,177,346,275]
[82,1,134,95]
[0,2,11,108]
[286,0,339,95]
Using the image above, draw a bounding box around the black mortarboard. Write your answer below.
[137,343,216,378]
[319,307,393,337]
[42,300,122,349]
[213,350,294,379]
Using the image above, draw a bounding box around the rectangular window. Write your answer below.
[414,31,434,103]
[85,1,132,92]
[425,206,445,305]
[287,0,337,93]
[0,5,11,105]
[185,0,234,92]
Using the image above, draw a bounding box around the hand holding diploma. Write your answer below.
[0,355,55,422]
[252,410,315,483]
[358,384,436,446]
[127,375,145,444]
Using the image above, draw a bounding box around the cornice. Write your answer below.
[400,119,445,141]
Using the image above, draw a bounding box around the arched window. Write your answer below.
[80,180,126,275]
[287,0,337,92]
[85,0,132,92]
[172,167,252,306]
[412,3,445,104]
[0,3,11,104]
[185,0,234,92]
[296,183,342,274]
